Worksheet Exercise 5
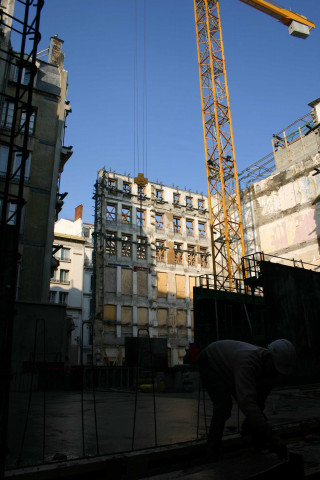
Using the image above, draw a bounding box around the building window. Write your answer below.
[20,109,36,135]
[60,269,69,283]
[173,193,180,205]
[186,219,194,236]
[136,209,145,226]
[123,182,131,193]
[121,234,132,257]
[11,151,32,180]
[7,202,17,225]
[174,243,183,264]
[155,213,163,230]
[173,217,181,233]
[106,203,116,221]
[0,145,8,177]
[137,236,147,260]
[186,196,193,208]
[60,247,70,261]
[59,292,68,304]
[12,65,32,85]
[156,189,163,201]
[198,199,204,211]
[198,222,206,238]
[1,101,14,129]
[156,240,166,262]
[49,290,57,303]
[122,206,131,224]
[200,247,209,267]
[187,245,196,266]
[138,185,145,197]
[106,231,117,255]
[108,178,117,190]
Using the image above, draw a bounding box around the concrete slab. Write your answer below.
[5,385,320,476]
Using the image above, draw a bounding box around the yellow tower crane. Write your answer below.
[193,0,315,291]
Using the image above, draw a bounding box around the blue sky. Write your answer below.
[35,0,319,223]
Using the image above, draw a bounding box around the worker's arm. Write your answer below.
[234,360,287,457]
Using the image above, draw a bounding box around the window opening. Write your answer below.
[186,219,194,236]
[137,236,147,259]
[187,245,196,266]
[156,189,163,201]
[106,203,116,221]
[173,217,181,233]
[156,240,165,262]
[173,193,180,205]
[155,213,163,230]
[106,231,117,256]
[136,209,145,226]
[174,243,183,264]
[1,101,14,129]
[123,182,131,194]
[198,222,206,238]
[122,206,131,224]
[186,196,193,208]
[121,234,132,257]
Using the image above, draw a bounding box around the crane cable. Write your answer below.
[133,0,148,178]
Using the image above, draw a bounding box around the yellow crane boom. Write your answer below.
[193,0,315,291]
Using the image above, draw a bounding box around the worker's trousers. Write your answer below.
[198,349,232,451]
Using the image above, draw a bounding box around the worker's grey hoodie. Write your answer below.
[206,340,274,430]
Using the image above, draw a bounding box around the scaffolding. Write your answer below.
[0,0,43,476]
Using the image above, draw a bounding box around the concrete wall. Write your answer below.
[242,152,320,267]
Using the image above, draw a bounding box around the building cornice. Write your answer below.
[54,232,86,243]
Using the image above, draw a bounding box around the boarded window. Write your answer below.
[157,309,167,326]
[104,304,116,321]
[137,270,148,297]
[189,276,196,300]
[121,306,132,336]
[157,272,167,298]
[137,307,148,326]
[176,275,185,299]
[177,310,186,326]
[105,267,116,293]
[122,268,132,295]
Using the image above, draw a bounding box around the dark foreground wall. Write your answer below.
[194,262,320,383]
[260,261,320,382]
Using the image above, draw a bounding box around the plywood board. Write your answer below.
[137,307,148,325]
[157,272,167,298]
[176,275,185,299]
[105,266,116,293]
[122,268,132,295]
[137,270,148,297]
[157,308,167,326]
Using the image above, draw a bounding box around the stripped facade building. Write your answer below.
[94,172,213,366]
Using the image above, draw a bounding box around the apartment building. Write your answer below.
[51,206,94,365]
[94,170,213,366]
[0,26,73,372]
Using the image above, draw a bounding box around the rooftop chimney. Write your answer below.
[74,205,83,222]
[48,35,64,67]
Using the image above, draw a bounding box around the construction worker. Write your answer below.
[198,339,296,460]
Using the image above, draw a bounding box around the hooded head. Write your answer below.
[268,339,296,375]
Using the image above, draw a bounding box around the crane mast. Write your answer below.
[194,0,245,291]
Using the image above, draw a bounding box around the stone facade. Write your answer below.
[94,171,213,366]
[0,27,73,372]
